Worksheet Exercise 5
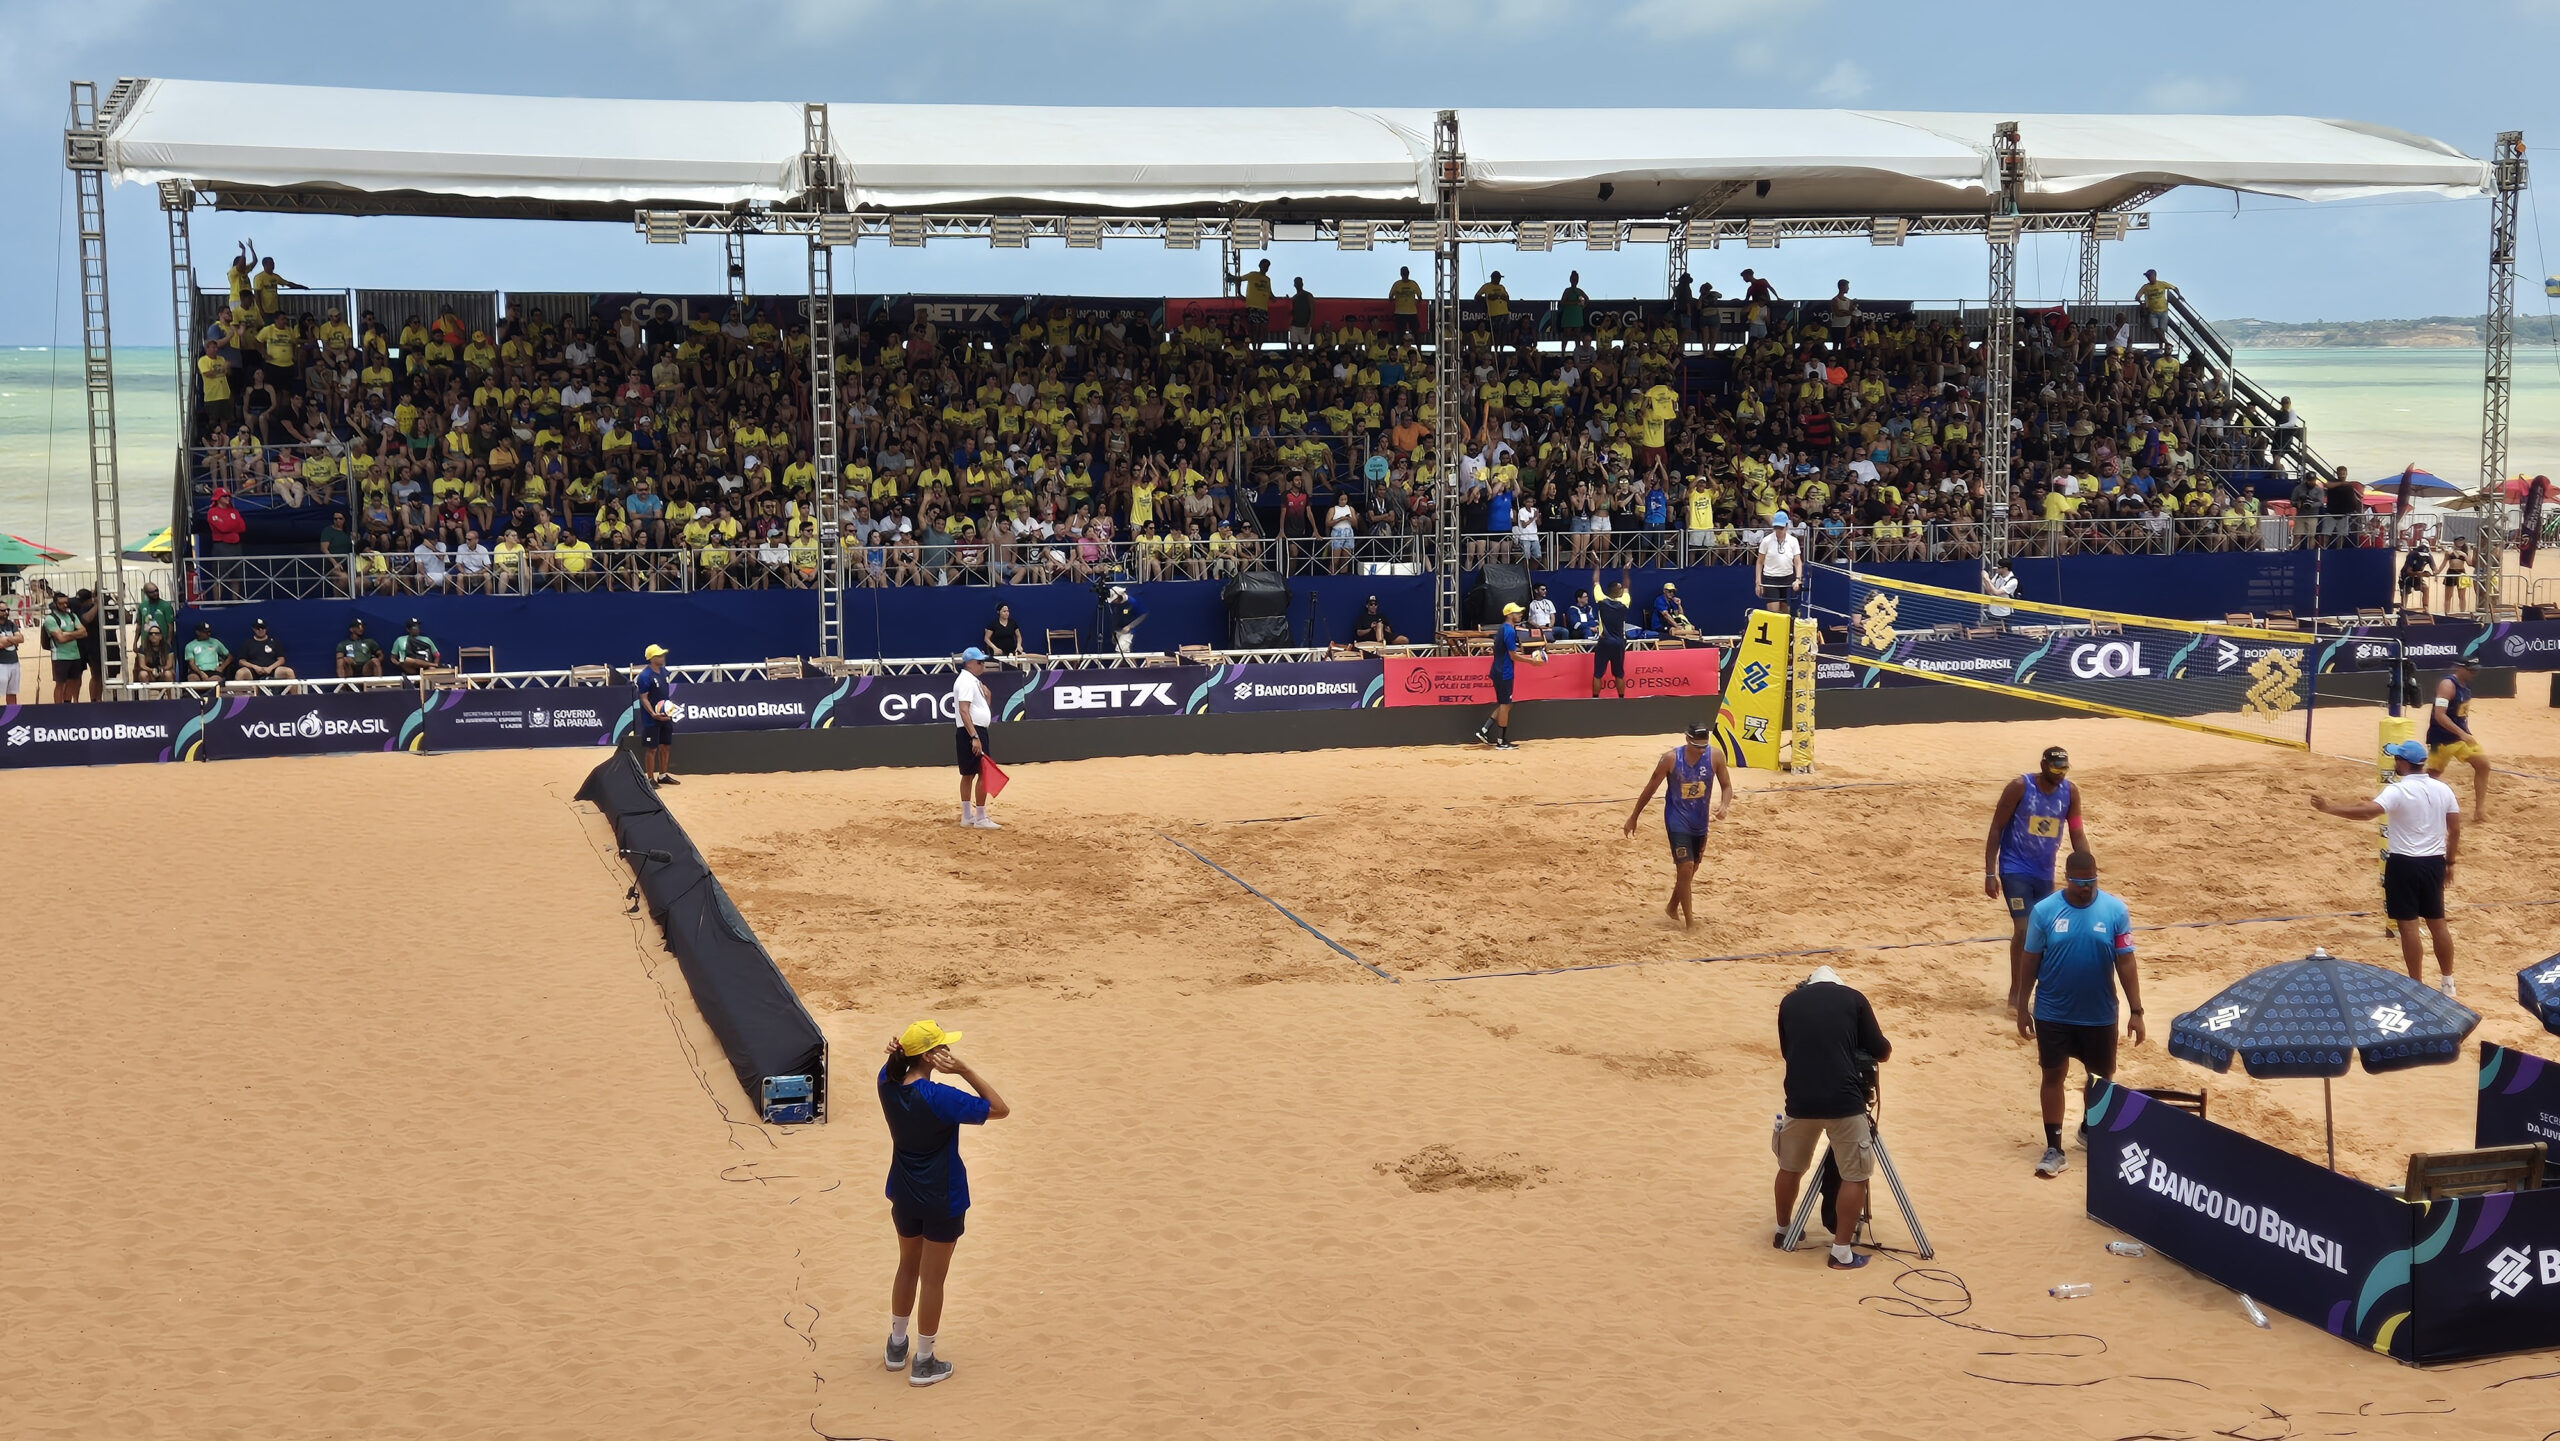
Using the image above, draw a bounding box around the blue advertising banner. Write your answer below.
[2083,1082,2417,1357]
[420,689,618,750]
[0,700,201,768]
[2359,618,2560,672]
[1198,660,1384,713]
[601,678,834,744]
[189,691,425,760]
[1001,665,1202,722]
[2475,1041,2560,1150]
[860,294,1037,338]
[818,670,1036,728]
[2407,1181,2560,1362]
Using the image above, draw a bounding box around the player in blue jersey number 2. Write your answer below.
[1625,720,1734,928]
[1985,745,2091,1015]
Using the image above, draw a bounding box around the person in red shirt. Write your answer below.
[205,487,248,601]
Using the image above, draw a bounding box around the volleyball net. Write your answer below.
[1803,563,2391,750]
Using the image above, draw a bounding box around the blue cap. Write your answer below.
[960,646,987,662]
[2385,739,2428,766]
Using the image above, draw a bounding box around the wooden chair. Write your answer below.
[418,666,463,691]
[568,664,613,686]
[2137,1087,2209,1119]
[763,656,803,680]
[1045,627,1079,655]
[2222,613,2257,628]
[1177,645,1220,665]
[458,644,496,674]
[2264,609,2299,630]
[2356,607,2389,623]
[2404,1144,2547,1202]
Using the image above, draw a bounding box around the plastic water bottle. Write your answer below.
[2240,1295,2271,1329]
[2049,1282,2093,1299]
[2105,1242,2147,1257]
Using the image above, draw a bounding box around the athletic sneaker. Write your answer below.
[884,1336,910,1371]
[2036,1146,2069,1179]
[909,1355,954,1388]
[1493,739,1519,751]
[1826,1251,1871,1271]
[1470,725,1491,745]
[975,814,1003,830]
[2438,976,2458,999]
[655,774,680,786]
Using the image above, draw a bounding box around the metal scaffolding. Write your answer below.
[2077,221,2102,306]
[65,79,131,690]
[1430,110,1464,635]
[804,103,845,662]
[2478,130,2525,617]
[724,226,748,306]
[1983,123,2024,566]
[163,182,198,573]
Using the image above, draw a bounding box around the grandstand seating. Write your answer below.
[179,279,2384,609]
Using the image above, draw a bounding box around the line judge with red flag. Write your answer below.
[953,647,1003,830]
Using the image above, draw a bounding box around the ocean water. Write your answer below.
[0,343,2553,556]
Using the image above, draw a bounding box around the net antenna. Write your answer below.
[1804,562,2400,751]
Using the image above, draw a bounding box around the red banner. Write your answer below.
[1167,295,1425,337]
[1385,647,1721,707]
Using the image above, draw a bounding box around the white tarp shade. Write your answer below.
[105,79,808,205]
[101,79,2490,217]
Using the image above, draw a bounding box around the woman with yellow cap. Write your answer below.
[879,1020,1009,1387]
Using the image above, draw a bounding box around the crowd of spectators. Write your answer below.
[185,251,2372,604]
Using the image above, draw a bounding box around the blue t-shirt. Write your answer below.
[2024,888,2134,1027]
[635,665,674,718]
[1594,595,1628,642]
[878,1060,992,1216]
[1488,491,1515,534]
[1490,620,1519,679]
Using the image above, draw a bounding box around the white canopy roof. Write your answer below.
[100,78,2490,221]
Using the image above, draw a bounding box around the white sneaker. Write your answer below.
[976,813,1002,829]
[2438,976,2457,999]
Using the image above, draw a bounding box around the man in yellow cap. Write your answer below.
[635,643,677,784]
[879,1019,1009,1388]
[1472,599,1546,750]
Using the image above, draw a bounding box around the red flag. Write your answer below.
[978,758,1010,799]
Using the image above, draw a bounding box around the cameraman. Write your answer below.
[1773,965,1891,1270]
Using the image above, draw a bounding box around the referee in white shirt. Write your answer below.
[1756,510,1803,607]
[952,646,1000,830]
[2309,739,2460,995]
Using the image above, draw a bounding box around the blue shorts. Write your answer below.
[1668,829,1707,864]
[1490,669,1514,704]
[640,716,674,747]
[892,1202,967,1244]
[2000,872,2054,917]
[1595,639,1626,677]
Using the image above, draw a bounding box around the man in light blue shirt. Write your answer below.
[2017,851,2146,1179]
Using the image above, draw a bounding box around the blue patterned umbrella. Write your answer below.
[2520,954,2560,1037]
[2168,949,2480,1168]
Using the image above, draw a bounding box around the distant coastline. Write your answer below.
[2214,314,2559,349]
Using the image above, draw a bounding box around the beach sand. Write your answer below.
[7,700,2557,1438]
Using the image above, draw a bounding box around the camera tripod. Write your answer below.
[1778,1079,1934,1260]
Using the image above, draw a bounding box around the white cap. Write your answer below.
[1806,965,1842,986]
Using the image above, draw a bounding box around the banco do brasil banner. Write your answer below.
[0,700,199,767]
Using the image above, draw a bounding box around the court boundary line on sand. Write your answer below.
[1158,833,1397,983]
[1416,897,2560,983]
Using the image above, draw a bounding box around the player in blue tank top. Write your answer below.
[1984,745,2089,1015]
[1626,720,1733,928]
[2424,656,2490,823]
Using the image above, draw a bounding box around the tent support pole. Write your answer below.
[2478,130,2523,618]
[1984,122,2024,570]
[1431,109,1464,638]
[67,79,129,694]
[163,183,197,587]
[2324,1076,2335,1172]
[803,102,844,664]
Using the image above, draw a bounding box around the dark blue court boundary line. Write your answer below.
[1417,897,2560,984]
[1159,834,1397,983]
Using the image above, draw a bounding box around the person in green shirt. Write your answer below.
[41,592,88,704]
[134,580,174,643]
[391,618,441,681]
[335,618,384,678]
[182,620,231,682]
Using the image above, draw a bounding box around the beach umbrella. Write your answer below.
[2520,954,2560,1037]
[121,526,173,561]
[2168,949,2479,1169]
[0,534,72,567]
[2502,474,2552,503]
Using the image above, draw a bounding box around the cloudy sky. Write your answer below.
[4,0,2556,344]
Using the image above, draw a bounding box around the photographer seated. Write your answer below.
[1773,965,1891,1270]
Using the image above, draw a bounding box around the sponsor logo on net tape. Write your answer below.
[2069,641,2154,680]
[2114,1142,2351,1274]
